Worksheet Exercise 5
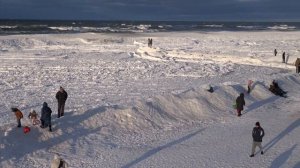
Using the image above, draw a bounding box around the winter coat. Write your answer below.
[15,110,23,120]
[51,154,68,168]
[236,93,245,111]
[252,126,264,142]
[40,102,52,125]
[56,90,68,104]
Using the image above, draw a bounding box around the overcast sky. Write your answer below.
[0,0,299,21]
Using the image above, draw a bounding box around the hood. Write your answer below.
[240,93,244,98]
[43,102,48,107]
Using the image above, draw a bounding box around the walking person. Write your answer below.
[274,49,277,56]
[282,52,285,63]
[40,102,52,132]
[236,93,245,117]
[56,86,68,118]
[250,122,264,157]
[11,108,23,127]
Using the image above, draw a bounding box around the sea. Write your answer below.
[1,20,300,35]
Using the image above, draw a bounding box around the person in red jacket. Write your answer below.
[56,86,68,118]
[11,107,23,127]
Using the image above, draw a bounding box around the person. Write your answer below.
[295,58,300,73]
[40,102,52,132]
[11,108,23,127]
[250,122,264,157]
[235,93,245,117]
[207,84,214,93]
[149,38,153,48]
[56,86,68,118]
[282,52,285,63]
[28,109,40,125]
[274,49,277,56]
[247,80,253,94]
[269,80,287,97]
[51,154,68,168]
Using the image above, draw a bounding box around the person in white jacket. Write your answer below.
[51,154,68,168]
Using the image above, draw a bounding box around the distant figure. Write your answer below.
[295,58,300,73]
[51,154,68,168]
[149,38,153,48]
[285,53,289,64]
[28,109,40,125]
[274,49,277,56]
[247,80,253,94]
[207,85,214,93]
[147,38,150,47]
[282,52,285,63]
[56,86,68,118]
[235,93,245,117]
[11,108,23,127]
[40,102,52,132]
[250,122,264,157]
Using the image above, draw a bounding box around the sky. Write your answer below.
[0,0,299,21]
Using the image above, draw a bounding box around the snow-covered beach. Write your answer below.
[0,31,300,168]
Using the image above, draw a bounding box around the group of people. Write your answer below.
[11,86,68,132]
[274,49,289,64]
[147,38,153,48]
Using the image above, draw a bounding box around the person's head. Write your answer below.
[43,102,48,107]
[255,122,260,127]
[30,109,35,113]
[240,93,244,97]
[11,107,19,112]
[59,86,64,92]
[54,153,60,160]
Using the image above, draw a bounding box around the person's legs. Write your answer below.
[61,103,65,116]
[258,142,263,154]
[17,119,21,127]
[58,102,62,118]
[251,141,259,156]
[237,109,241,116]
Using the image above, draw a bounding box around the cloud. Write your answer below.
[0,0,299,21]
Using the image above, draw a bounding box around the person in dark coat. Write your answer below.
[282,52,285,63]
[56,86,68,118]
[236,93,245,117]
[250,122,264,157]
[40,102,52,132]
[274,49,277,56]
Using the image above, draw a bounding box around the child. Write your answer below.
[11,108,23,127]
[28,109,40,125]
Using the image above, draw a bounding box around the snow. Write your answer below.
[0,31,300,168]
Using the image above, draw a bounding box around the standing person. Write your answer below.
[295,58,300,73]
[247,80,253,94]
[250,122,264,157]
[274,49,277,56]
[40,102,52,132]
[282,52,285,63]
[56,86,68,118]
[11,108,23,127]
[236,93,245,117]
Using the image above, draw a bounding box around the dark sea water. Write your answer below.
[0,20,300,35]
